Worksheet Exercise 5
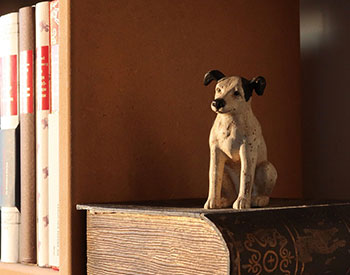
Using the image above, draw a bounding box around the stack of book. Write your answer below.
[0,0,60,270]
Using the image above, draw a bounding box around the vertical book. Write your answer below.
[0,12,21,263]
[19,5,36,265]
[35,1,51,267]
[49,0,60,269]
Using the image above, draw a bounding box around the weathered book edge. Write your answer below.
[86,211,229,275]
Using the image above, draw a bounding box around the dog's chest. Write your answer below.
[210,120,242,160]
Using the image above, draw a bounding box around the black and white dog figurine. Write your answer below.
[204,70,277,210]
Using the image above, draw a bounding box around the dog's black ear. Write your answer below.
[241,78,253,102]
[250,76,266,96]
[241,76,266,102]
[203,70,225,86]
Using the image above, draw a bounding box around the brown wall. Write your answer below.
[70,0,303,207]
[300,0,350,199]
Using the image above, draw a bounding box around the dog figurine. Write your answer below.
[203,70,277,210]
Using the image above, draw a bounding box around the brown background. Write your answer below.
[70,0,303,203]
[300,0,350,199]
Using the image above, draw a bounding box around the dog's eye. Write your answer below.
[216,89,221,93]
[234,91,240,96]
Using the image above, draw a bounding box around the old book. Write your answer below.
[48,0,60,269]
[19,5,36,265]
[35,1,51,267]
[0,12,21,263]
[78,199,350,275]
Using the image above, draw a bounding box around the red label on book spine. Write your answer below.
[37,46,50,111]
[20,50,34,114]
[0,55,18,117]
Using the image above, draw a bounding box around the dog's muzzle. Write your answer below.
[212,98,226,110]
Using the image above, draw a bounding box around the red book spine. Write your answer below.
[37,45,50,112]
[20,50,34,115]
[0,55,18,120]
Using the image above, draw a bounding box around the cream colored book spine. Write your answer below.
[49,0,60,268]
[35,1,50,267]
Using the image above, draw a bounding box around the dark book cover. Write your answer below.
[19,5,36,265]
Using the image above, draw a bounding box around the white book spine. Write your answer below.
[49,0,60,268]
[0,12,19,130]
[35,1,51,267]
[0,12,20,264]
[48,114,59,267]
[1,207,20,263]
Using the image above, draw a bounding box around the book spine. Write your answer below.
[19,6,36,265]
[206,205,350,275]
[0,52,1,260]
[35,1,50,267]
[0,12,21,263]
[49,0,60,269]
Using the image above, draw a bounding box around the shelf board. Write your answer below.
[0,262,58,275]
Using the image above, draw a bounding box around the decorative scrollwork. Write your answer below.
[242,229,295,275]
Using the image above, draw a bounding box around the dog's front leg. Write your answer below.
[204,147,226,209]
[233,143,257,209]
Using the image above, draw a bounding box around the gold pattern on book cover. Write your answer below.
[241,229,296,275]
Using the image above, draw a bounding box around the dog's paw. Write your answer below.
[251,195,270,207]
[233,196,251,209]
[204,198,220,209]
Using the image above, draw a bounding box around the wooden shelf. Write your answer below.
[0,263,58,275]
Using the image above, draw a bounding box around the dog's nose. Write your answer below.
[212,98,226,110]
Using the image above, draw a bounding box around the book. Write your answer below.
[0,12,21,263]
[19,5,36,265]
[0,129,1,259]
[78,199,350,275]
[0,36,1,263]
[35,1,51,267]
[48,0,60,269]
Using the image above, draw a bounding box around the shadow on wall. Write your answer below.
[300,0,350,199]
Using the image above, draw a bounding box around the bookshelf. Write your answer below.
[0,262,57,275]
[1,0,302,274]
